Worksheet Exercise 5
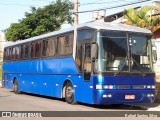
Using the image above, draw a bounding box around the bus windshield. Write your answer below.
[95,31,152,73]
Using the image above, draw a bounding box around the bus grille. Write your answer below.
[132,85,145,89]
[116,85,130,89]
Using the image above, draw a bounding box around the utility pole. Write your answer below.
[73,0,78,60]
[74,0,78,26]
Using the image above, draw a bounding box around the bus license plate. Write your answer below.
[125,95,135,100]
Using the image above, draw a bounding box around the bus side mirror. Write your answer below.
[91,43,98,62]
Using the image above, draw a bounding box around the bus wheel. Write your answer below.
[65,81,75,104]
[13,80,20,94]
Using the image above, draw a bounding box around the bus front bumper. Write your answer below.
[93,90,156,105]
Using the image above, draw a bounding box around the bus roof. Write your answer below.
[5,21,151,47]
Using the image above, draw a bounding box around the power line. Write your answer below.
[79,0,129,6]
[0,2,38,7]
[76,0,153,13]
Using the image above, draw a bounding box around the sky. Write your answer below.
[0,0,158,31]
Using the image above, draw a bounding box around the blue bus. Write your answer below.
[2,22,156,104]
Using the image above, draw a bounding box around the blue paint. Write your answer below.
[92,76,155,104]
[2,57,155,105]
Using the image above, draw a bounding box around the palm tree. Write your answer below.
[123,6,160,33]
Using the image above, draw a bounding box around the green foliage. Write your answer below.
[5,0,73,41]
[123,6,160,33]
[5,23,32,41]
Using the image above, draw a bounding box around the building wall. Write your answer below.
[153,29,160,39]
[152,29,160,76]
[0,31,7,63]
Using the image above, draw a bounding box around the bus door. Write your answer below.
[78,42,94,103]
[82,43,92,81]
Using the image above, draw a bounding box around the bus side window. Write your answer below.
[57,36,65,56]
[46,37,56,57]
[12,46,19,60]
[15,46,20,60]
[75,45,82,71]
[65,34,73,55]
[12,47,16,60]
[20,45,24,59]
[4,48,9,61]
[35,41,41,58]
[31,42,36,58]
[83,43,91,81]
[9,48,12,61]
[42,40,48,57]
[24,44,29,59]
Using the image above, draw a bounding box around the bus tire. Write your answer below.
[13,80,21,94]
[65,81,76,104]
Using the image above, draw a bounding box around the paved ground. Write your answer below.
[0,87,160,119]
[0,87,143,111]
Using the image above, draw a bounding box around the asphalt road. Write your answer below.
[0,87,143,111]
[1,87,155,120]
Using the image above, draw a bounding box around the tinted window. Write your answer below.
[8,48,12,60]
[57,36,65,56]
[46,38,57,57]
[65,34,73,55]
[12,46,20,60]
[21,44,30,59]
[77,30,93,41]
[76,30,93,71]
[35,42,41,58]
[4,48,12,61]
[84,44,91,63]
[20,45,24,59]
[42,40,48,57]
[31,43,36,58]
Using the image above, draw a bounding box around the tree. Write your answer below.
[5,0,73,41]
[123,6,160,33]
[5,23,32,41]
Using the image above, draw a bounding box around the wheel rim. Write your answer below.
[66,86,73,99]
[14,81,18,93]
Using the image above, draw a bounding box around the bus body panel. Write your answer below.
[3,57,78,74]
[2,57,78,97]
[93,89,155,104]
[2,59,156,104]
[2,22,155,105]
[2,57,95,104]
[73,77,94,104]
[92,75,156,104]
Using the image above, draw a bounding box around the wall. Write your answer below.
[152,29,160,77]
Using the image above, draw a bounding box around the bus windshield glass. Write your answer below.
[95,31,152,73]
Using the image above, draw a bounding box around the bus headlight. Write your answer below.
[96,84,103,89]
[108,85,114,89]
[147,85,151,89]
[104,85,114,89]
[146,85,155,89]
[103,85,109,89]
[96,85,115,89]
[151,85,155,89]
